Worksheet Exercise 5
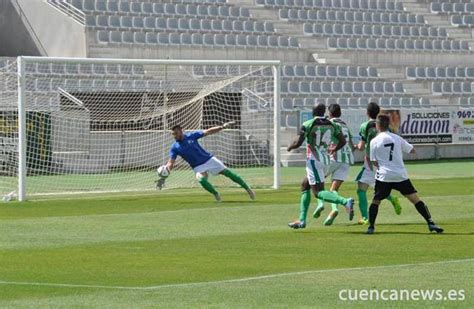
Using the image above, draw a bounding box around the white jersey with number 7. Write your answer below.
[370,132,414,182]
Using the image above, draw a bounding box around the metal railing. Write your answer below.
[47,0,85,26]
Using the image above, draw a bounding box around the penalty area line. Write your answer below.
[0,258,472,291]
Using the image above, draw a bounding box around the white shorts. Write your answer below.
[326,161,350,182]
[193,157,226,176]
[355,160,376,187]
[306,159,327,185]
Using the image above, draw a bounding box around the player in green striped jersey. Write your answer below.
[287,104,354,229]
[313,104,356,225]
[355,102,402,225]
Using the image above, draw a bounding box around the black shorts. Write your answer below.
[374,179,417,201]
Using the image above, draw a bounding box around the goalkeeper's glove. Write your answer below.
[155,177,166,190]
[222,121,236,129]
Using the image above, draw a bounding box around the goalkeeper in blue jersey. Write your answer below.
[157,122,255,202]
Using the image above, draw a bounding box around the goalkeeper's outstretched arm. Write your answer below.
[203,121,236,136]
[166,159,175,171]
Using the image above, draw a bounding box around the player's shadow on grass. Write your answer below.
[287,229,472,235]
[344,229,474,236]
[218,201,256,204]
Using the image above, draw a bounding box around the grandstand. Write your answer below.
[1,2,473,306]
[1,0,473,170]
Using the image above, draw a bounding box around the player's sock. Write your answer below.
[222,169,250,190]
[299,190,311,222]
[387,194,402,215]
[414,201,435,225]
[198,177,219,196]
[313,199,324,219]
[357,189,368,219]
[317,190,347,205]
[330,191,338,212]
[368,203,379,228]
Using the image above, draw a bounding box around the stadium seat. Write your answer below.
[133,32,146,44]
[283,66,295,78]
[286,113,298,128]
[313,65,325,77]
[425,67,435,79]
[327,66,337,78]
[292,65,304,77]
[410,67,421,79]
[394,82,404,93]
[107,31,121,44]
[281,98,294,111]
[300,81,311,94]
[142,32,156,44]
[117,16,131,29]
[247,35,258,47]
[379,97,391,106]
[336,97,347,106]
[432,82,442,95]
[373,81,384,94]
[49,63,65,75]
[352,82,363,94]
[97,30,109,43]
[310,81,321,93]
[331,81,342,94]
[121,32,134,44]
[463,15,474,27]
[90,64,105,76]
[462,82,472,93]
[321,81,332,94]
[383,82,394,93]
[90,79,105,89]
[336,66,347,78]
[212,34,225,47]
[119,79,133,90]
[459,97,469,105]
[155,33,168,45]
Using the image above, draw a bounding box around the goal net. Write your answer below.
[0,57,281,200]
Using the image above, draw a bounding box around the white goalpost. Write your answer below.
[0,57,281,201]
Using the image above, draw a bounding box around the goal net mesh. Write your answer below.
[0,58,277,198]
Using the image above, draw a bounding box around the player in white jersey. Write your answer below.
[313,103,355,225]
[355,102,401,225]
[365,114,444,234]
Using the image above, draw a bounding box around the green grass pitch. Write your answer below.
[0,160,473,308]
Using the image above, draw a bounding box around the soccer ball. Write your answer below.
[157,165,170,178]
[2,191,16,203]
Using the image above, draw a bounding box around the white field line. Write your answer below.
[26,187,280,202]
[0,259,472,291]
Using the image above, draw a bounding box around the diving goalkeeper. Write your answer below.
[157,123,255,202]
